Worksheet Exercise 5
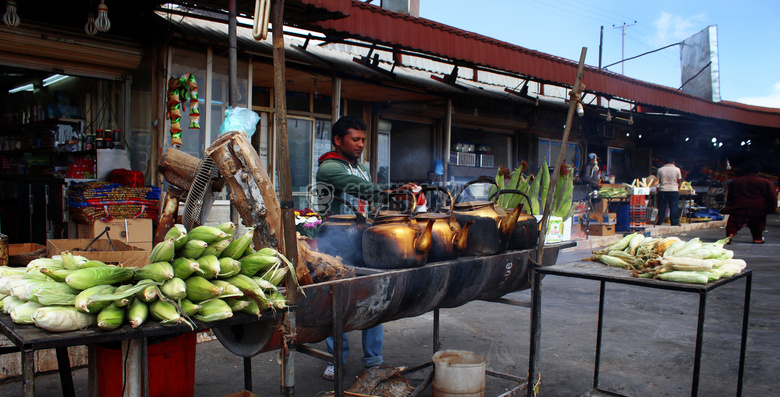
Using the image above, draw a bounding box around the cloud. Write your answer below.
[653,11,706,43]
[736,82,780,109]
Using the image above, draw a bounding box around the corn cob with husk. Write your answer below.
[165,224,189,250]
[97,303,125,331]
[201,238,232,258]
[127,299,148,328]
[10,302,42,325]
[538,158,550,212]
[220,228,254,260]
[655,271,708,284]
[194,298,233,322]
[148,238,176,263]
[32,306,96,332]
[217,257,241,278]
[180,299,201,316]
[186,225,231,244]
[211,280,244,299]
[75,285,117,313]
[552,163,575,220]
[185,276,223,302]
[171,257,204,279]
[217,222,236,240]
[178,239,209,259]
[133,262,174,282]
[197,255,222,279]
[160,278,188,300]
[65,266,134,290]
[149,299,186,326]
[238,252,280,277]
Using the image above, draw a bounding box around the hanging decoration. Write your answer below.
[95,0,110,32]
[84,12,97,36]
[166,73,200,146]
[3,0,20,28]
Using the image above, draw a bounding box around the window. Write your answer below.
[538,138,579,169]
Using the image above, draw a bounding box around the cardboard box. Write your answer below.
[680,189,694,195]
[588,224,616,236]
[591,200,610,214]
[629,187,650,195]
[9,243,46,256]
[46,239,150,268]
[223,392,261,397]
[589,212,617,224]
[77,218,153,250]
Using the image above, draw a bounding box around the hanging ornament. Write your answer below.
[3,0,20,28]
[95,0,110,32]
[84,12,97,36]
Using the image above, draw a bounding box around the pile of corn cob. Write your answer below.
[588,233,746,284]
[490,159,575,220]
[0,222,295,332]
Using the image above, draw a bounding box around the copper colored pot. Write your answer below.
[362,192,434,269]
[452,177,521,256]
[416,186,472,262]
[317,198,370,267]
[496,189,539,250]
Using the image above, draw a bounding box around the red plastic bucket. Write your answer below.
[95,331,197,397]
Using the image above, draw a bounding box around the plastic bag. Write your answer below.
[434,157,444,175]
[219,107,260,139]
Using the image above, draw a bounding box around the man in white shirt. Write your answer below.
[656,158,683,226]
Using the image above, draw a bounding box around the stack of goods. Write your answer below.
[629,194,647,232]
[588,199,616,236]
[0,223,295,332]
[68,181,161,223]
[589,234,745,284]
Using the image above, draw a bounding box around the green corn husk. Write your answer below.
[65,266,134,290]
[655,270,709,284]
[255,247,279,257]
[258,266,288,287]
[488,167,503,206]
[171,257,204,279]
[196,255,221,279]
[178,239,209,259]
[598,255,634,269]
[78,260,109,269]
[217,222,236,240]
[10,301,42,324]
[59,251,81,270]
[242,300,261,317]
[0,267,27,278]
[185,276,223,302]
[26,258,65,272]
[161,278,187,300]
[225,274,266,301]
[133,262,174,282]
[252,277,277,292]
[32,306,97,332]
[180,299,201,316]
[626,234,646,256]
[201,239,232,258]
[4,278,35,297]
[243,244,254,257]
[10,279,40,300]
[113,284,136,307]
[238,253,280,277]
[186,225,231,244]
[217,257,241,278]
[220,228,255,260]
[75,285,117,313]
[36,289,78,306]
[25,281,78,303]
[2,296,26,314]
[211,280,244,298]
[663,240,687,258]
[136,285,161,302]
[165,224,189,250]
[87,279,159,304]
[259,291,287,311]
[0,275,25,295]
[23,268,49,281]
[226,297,251,312]
[194,298,233,322]
[127,299,148,328]
[149,299,184,325]
[97,303,126,331]
[552,164,574,220]
[672,238,702,257]
[538,158,550,212]
[39,268,73,283]
[594,233,638,255]
[148,238,176,263]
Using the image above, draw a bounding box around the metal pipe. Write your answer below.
[271,1,299,395]
[228,0,238,106]
[737,272,752,396]
[691,291,708,396]
[593,280,606,389]
[528,260,542,397]
[443,98,452,185]
[537,47,587,266]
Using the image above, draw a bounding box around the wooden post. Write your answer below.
[537,47,587,266]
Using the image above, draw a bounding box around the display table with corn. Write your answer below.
[0,222,295,332]
[587,233,746,284]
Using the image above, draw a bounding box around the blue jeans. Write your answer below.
[325,324,383,367]
[657,191,680,225]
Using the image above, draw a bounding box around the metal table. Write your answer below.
[0,310,279,397]
[528,261,752,397]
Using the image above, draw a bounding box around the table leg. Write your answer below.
[331,284,344,396]
[88,345,98,397]
[433,308,440,353]
[22,349,34,397]
[122,338,147,397]
[55,346,75,397]
[737,272,752,397]
[528,266,542,396]
[593,280,606,389]
[692,291,708,396]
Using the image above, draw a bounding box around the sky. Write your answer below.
[418,0,780,108]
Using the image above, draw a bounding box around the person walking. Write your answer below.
[315,116,417,380]
[722,161,777,243]
[656,158,682,226]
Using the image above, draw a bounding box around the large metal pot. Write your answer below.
[494,189,539,250]
[317,197,370,267]
[362,192,435,269]
[415,186,473,262]
[452,177,521,256]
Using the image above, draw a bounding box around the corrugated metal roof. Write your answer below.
[305,0,780,128]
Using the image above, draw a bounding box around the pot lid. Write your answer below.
[453,200,494,211]
[415,212,450,220]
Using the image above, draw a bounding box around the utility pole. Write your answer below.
[613,21,636,75]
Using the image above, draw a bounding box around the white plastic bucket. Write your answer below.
[432,349,486,397]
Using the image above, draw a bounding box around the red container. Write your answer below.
[95,332,197,397]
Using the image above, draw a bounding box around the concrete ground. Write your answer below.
[1,215,777,396]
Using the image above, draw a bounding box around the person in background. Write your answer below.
[579,153,600,192]
[315,115,418,380]
[722,161,776,243]
[656,157,682,226]
[421,170,442,211]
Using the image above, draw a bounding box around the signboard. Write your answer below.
[680,25,721,102]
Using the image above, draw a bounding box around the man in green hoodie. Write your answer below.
[315,115,418,380]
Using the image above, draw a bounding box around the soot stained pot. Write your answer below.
[452,177,521,256]
[362,192,434,269]
[497,189,539,250]
[415,186,472,262]
[317,198,370,267]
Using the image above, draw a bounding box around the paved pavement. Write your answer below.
[1,214,778,396]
